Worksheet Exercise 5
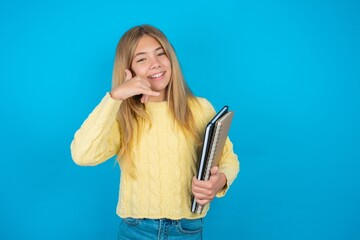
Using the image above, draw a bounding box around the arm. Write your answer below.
[191,98,240,204]
[70,93,122,166]
[216,138,240,197]
[191,137,239,205]
[71,69,160,166]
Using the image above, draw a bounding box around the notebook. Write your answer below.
[195,106,229,182]
[191,107,234,214]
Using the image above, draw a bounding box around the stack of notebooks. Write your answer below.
[191,106,234,214]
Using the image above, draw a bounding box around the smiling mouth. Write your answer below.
[148,72,165,79]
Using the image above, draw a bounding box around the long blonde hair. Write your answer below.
[112,24,200,164]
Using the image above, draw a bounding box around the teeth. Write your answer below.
[149,72,164,79]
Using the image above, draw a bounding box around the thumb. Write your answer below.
[210,166,219,176]
[124,69,133,81]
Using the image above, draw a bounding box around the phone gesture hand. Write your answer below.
[110,69,159,102]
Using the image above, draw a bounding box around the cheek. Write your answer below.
[131,65,147,77]
[163,59,171,70]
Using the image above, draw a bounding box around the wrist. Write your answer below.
[219,173,227,191]
[109,91,124,101]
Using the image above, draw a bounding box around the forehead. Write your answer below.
[134,35,162,54]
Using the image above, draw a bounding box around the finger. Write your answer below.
[193,191,213,203]
[141,95,149,104]
[210,166,219,176]
[192,181,213,195]
[192,176,203,187]
[193,193,207,201]
[192,176,212,188]
[141,90,160,98]
[192,178,207,190]
[192,183,213,195]
[193,195,206,206]
[196,198,210,205]
[137,78,151,88]
[192,187,206,198]
[124,69,133,81]
[192,187,210,197]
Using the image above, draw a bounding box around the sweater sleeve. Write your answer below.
[70,93,122,166]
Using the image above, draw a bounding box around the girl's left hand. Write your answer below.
[191,166,227,205]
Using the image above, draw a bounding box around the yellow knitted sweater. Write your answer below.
[70,93,239,220]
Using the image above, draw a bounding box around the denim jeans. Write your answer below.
[118,218,203,240]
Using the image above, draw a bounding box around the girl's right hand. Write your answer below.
[110,69,160,103]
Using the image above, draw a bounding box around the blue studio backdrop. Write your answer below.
[1,0,359,239]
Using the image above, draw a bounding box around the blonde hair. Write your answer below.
[112,24,200,166]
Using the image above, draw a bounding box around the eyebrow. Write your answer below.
[133,46,164,58]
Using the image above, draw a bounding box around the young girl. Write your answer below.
[71,24,239,239]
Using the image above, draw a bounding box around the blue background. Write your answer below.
[1,0,359,239]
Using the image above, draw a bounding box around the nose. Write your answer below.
[150,56,161,69]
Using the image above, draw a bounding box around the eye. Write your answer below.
[157,51,166,56]
[136,58,146,63]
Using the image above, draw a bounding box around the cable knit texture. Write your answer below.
[70,93,240,220]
